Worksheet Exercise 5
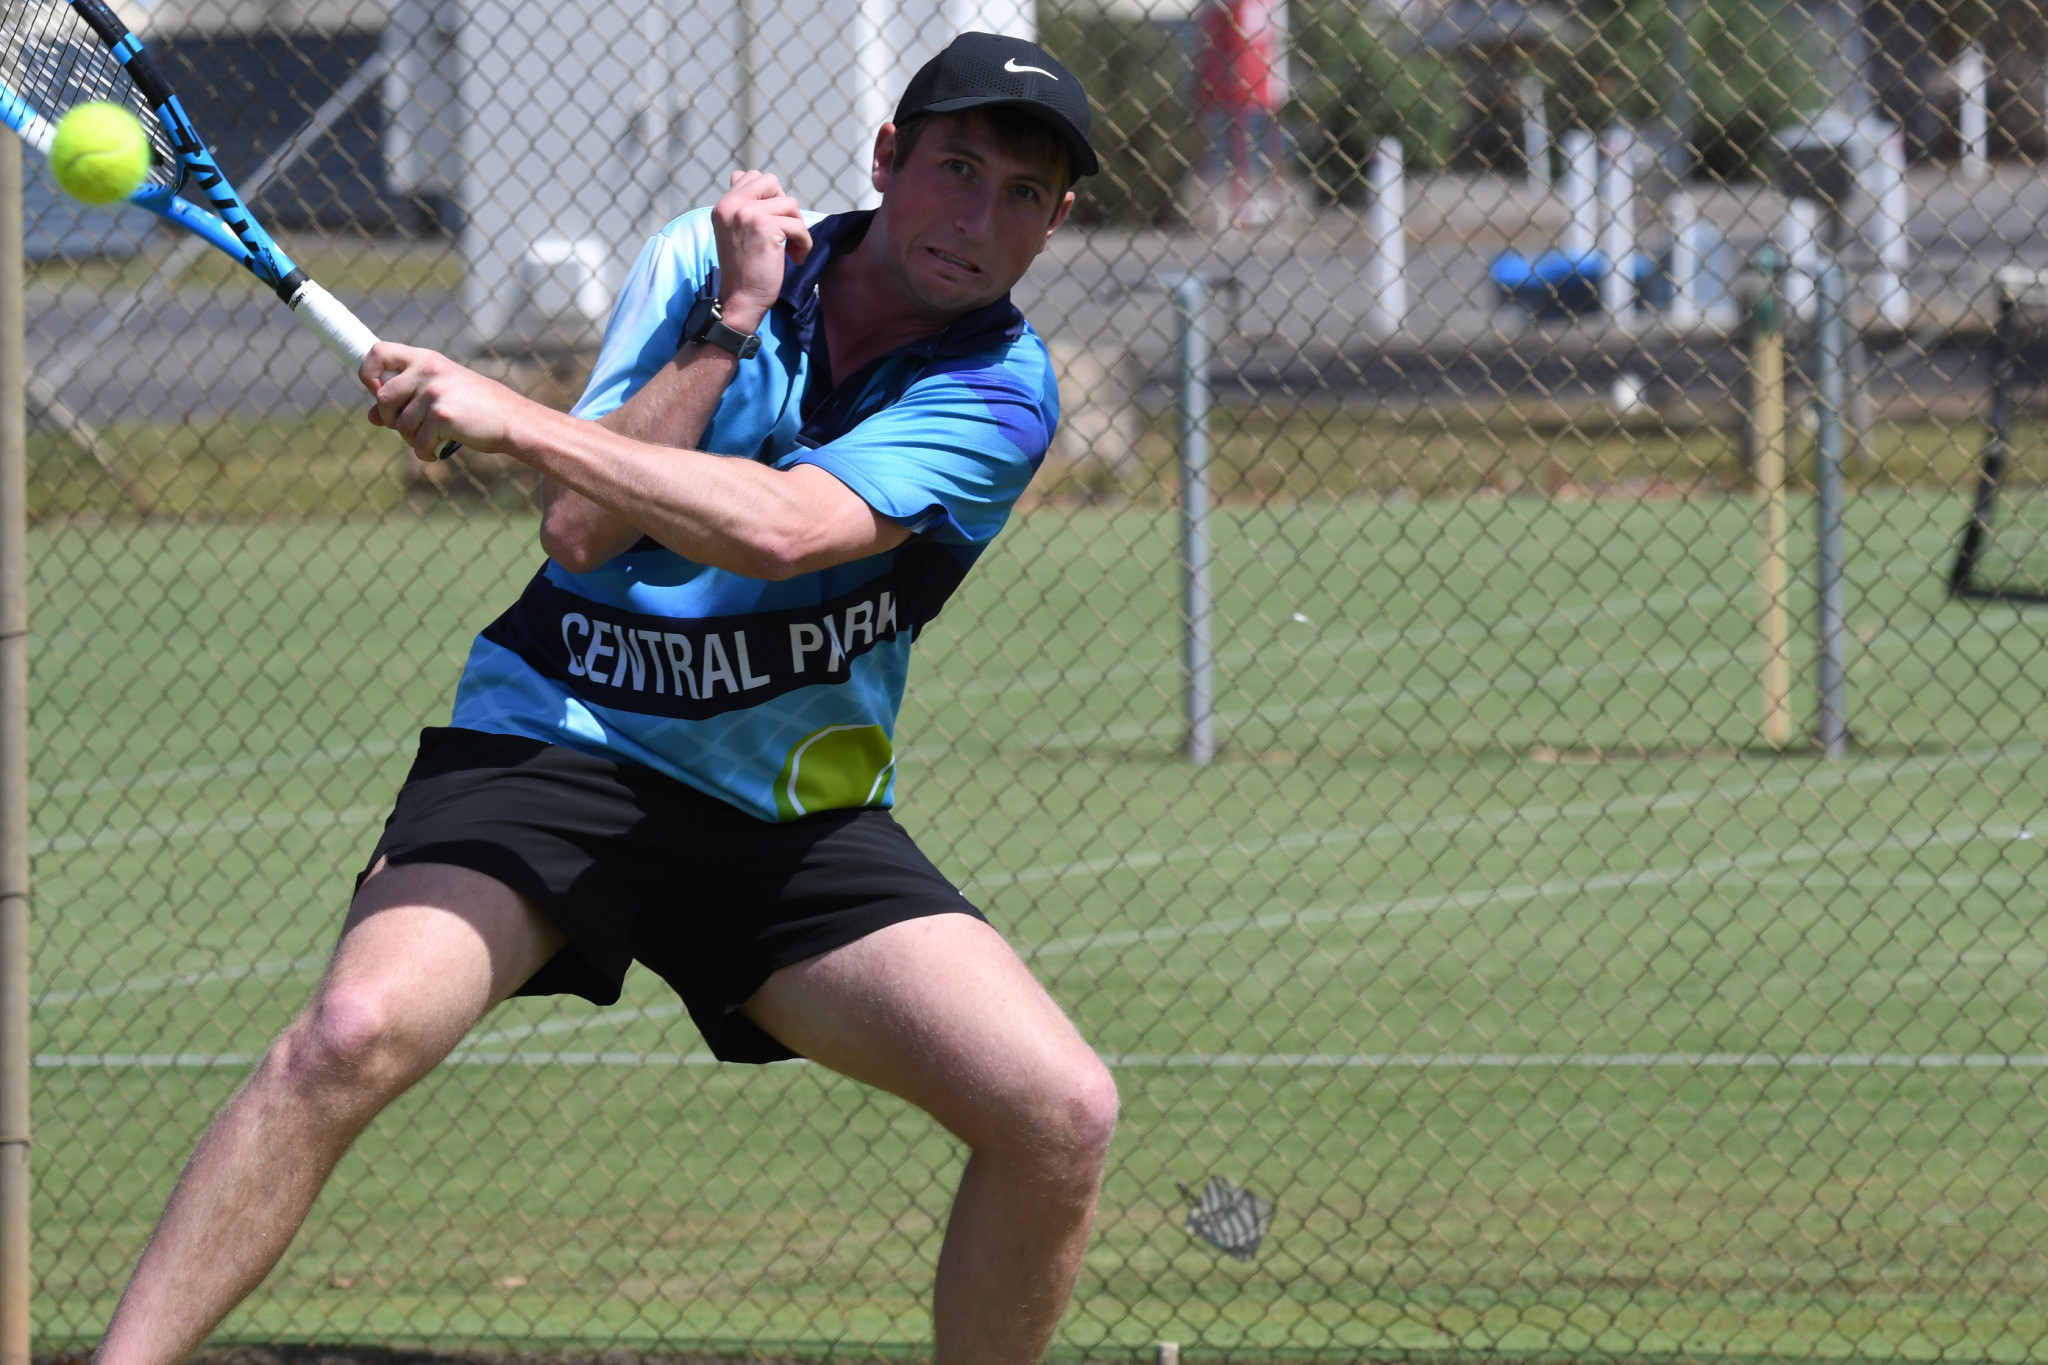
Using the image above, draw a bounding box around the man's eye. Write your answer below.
[944,160,971,175]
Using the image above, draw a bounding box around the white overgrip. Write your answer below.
[288,279,379,369]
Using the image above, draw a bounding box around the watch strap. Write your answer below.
[684,296,762,360]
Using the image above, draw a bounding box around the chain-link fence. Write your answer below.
[24,0,2048,1358]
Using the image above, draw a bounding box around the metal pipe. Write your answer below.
[1560,129,1597,259]
[1813,256,1850,757]
[1663,0,1694,184]
[1518,75,1550,185]
[1175,274,1215,766]
[1958,44,1988,182]
[1868,126,1910,328]
[1779,197,1819,320]
[0,129,30,1365]
[1598,126,1638,316]
[1366,138,1406,335]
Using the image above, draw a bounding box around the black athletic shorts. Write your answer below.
[357,726,985,1063]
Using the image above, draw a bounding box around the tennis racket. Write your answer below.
[0,0,380,371]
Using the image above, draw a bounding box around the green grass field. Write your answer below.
[26,485,2048,1362]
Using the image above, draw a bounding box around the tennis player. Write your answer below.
[99,33,1115,1365]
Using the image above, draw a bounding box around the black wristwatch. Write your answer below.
[683,296,761,360]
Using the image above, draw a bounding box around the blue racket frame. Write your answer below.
[4,0,311,298]
[0,0,379,367]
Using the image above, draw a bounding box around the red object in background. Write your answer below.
[1197,0,1287,224]
[1196,0,1285,118]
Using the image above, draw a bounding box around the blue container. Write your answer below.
[1491,248,1661,316]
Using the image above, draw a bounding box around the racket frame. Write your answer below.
[0,0,377,365]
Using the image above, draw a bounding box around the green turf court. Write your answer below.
[27,487,2048,1361]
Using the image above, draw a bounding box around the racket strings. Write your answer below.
[0,0,175,186]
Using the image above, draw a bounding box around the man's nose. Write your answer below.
[955,186,997,238]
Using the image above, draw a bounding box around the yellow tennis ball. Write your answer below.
[50,102,151,205]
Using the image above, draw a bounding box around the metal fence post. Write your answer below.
[1813,256,1850,757]
[1366,138,1406,335]
[1173,274,1215,766]
[0,129,30,1365]
[1750,248,1792,747]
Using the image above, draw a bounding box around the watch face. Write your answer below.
[684,295,754,357]
[685,296,717,342]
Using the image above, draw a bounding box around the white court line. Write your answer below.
[1097,1050,2048,1071]
[27,537,1965,821]
[32,737,409,803]
[460,1002,686,1049]
[1020,815,2017,965]
[915,634,1746,759]
[356,813,2013,1057]
[19,771,2022,1051]
[32,805,384,858]
[0,618,1793,875]
[918,543,1956,712]
[952,589,2018,761]
[1749,866,2032,895]
[925,578,1741,709]
[970,739,2044,892]
[38,1049,2048,1072]
[31,1050,736,1069]
[27,810,383,1010]
[33,954,325,1008]
[18,550,1831,815]
[29,553,2002,872]
[37,742,2043,1010]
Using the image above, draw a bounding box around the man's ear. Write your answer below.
[871,123,899,196]
[1040,189,1076,248]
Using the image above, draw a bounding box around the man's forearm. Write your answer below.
[365,333,900,578]
[541,342,743,570]
[510,406,888,580]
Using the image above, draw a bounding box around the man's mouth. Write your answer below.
[926,247,981,274]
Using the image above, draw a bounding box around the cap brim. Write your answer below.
[918,95,1101,177]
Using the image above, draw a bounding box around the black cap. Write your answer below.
[893,32,1099,178]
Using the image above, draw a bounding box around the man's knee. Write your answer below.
[270,979,435,1098]
[996,1050,1120,1175]
[1059,1054,1121,1164]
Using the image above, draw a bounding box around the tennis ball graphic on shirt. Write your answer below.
[774,724,895,821]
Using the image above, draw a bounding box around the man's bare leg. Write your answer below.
[97,862,563,1365]
[743,913,1118,1365]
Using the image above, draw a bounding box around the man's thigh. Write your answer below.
[740,913,1107,1145]
[313,859,567,1064]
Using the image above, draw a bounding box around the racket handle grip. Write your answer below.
[290,278,459,462]
[289,279,379,367]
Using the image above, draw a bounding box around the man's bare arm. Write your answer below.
[542,345,743,572]
[365,343,908,580]
[539,168,815,573]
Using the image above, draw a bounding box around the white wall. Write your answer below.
[386,0,1030,353]
[135,0,382,36]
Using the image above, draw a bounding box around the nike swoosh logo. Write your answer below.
[1004,58,1056,79]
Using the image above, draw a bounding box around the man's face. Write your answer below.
[866,112,1075,318]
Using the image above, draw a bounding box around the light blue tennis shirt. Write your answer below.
[448,208,1058,821]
